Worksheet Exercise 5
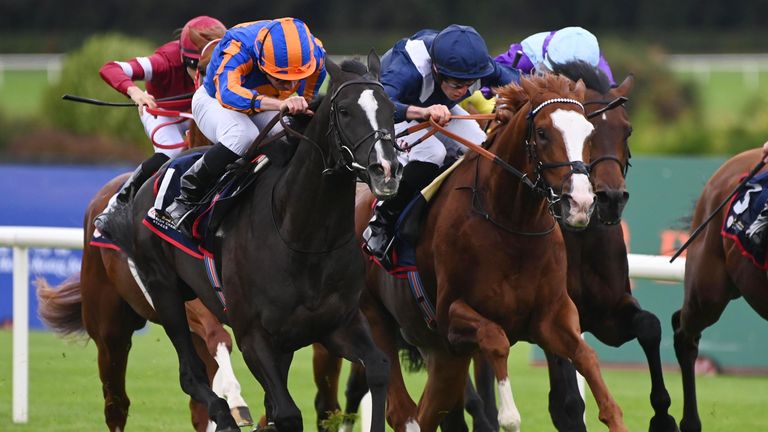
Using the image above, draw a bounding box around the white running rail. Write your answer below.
[0,225,686,424]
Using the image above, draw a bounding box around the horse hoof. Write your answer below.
[232,406,254,427]
[649,414,679,432]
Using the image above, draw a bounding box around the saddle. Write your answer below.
[722,170,768,269]
[370,157,465,277]
[142,138,298,258]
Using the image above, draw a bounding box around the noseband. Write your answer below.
[584,96,631,178]
[524,97,589,204]
[326,79,395,177]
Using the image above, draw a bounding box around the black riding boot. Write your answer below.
[748,203,768,247]
[94,152,170,231]
[164,143,239,233]
[362,161,440,261]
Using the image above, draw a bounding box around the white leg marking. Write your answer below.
[497,378,522,432]
[405,418,421,432]
[360,390,373,432]
[205,420,216,432]
[213,342,248,408]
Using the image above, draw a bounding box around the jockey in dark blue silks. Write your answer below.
[362,24,519,262]
[746,142,768,246]
[494,26,615,85]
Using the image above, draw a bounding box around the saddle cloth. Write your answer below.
[722,170,768,269]
[142,151,269,258]
[370,156,465,278]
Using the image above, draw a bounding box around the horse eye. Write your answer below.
[338,107,350,116]
[536,128,546,139]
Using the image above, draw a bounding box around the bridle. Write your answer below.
[584,96,631,178]
[326,78,396,179]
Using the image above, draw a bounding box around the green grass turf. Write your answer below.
[0,70,50,118]
[2,325,768,430]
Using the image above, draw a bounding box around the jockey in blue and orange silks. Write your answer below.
[161,17,326,233]
[362,24,519,261]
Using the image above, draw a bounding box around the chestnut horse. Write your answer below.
[672,147,768,432]
[352,74,626,431]
[37,121,253,432]
[102,55,401,432]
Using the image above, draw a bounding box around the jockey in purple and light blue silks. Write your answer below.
[161,17,327,234]
[494,26,615,88]
[362,24,519,262]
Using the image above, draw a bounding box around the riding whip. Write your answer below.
[669,159,766,263]
[62,92,194,107]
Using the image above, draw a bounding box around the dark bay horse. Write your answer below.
[537,62,678,432]
[354,74,627,431]
[103,54,401,432]
[37,123,253,432]
[672,147,768,432]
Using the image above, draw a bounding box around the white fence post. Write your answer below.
[0,226,83,424]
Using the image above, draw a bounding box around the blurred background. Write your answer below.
[3,0,768,360]
[2,0,768,162]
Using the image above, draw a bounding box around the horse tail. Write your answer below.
[397,331,426,372]
[36,275,86,337]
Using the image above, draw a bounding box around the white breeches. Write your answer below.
[394,105,486,166]
[139,109,190,158]
[192,86,284,156]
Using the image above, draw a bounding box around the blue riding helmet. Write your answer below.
[431,24,495,80]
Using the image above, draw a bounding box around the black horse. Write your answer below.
[104,53,401,432]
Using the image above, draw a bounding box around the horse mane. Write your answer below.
[489,73,578,137]
[340,59,369,76]
[551,60,611,94]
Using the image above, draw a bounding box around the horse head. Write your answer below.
[323,51,402,199]
[495,74,596,229]
[552,61,633,225]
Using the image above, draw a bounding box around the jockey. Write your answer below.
[94,16,227,231]
[495,26,615,85]
[161,17,326,232]
[746,142,768,246]
[362,24,519,261]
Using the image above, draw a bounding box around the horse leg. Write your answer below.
[322,311,390,432]
[186,300,252,427]
[447,299,520,432]
[81,253,146,432]
[142,272,238,432]
[672,255,731,432]
[628,307,676,432]
[416,351,471,432]
[312,343,342,431]
[472,354,500,431]
[361,294,419,431]
[190,331,218,432]
[537,301,627,432]
[342,361,369,430]
[237,328,302,431]
[544,350,586,432]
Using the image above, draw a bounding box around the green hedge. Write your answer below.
[42,33,155,148]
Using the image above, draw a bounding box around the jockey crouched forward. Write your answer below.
[93,16,226,232]
[159,17,326,234]
[362,24,519,261]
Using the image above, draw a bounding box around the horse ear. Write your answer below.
[573,79,586,100]
[613,74,634,97]
[367,49,381,80]
[326,59,342,83]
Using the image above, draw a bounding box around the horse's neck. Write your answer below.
[273,111,355,245]
[484,115,550,225]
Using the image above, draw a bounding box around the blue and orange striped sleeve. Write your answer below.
[212,40,263,113]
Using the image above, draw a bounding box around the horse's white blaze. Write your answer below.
[358,89,392,179]
[497,378,522,432]
[551,109,595,223]
[212,342,248,409]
